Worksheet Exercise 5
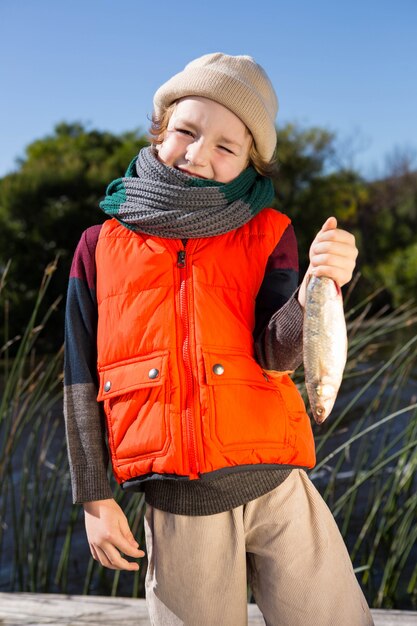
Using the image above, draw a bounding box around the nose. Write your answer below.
[185,139,208,166]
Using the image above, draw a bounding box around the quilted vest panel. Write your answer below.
[95,209,316,483]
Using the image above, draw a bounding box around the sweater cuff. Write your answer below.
[269,291,304,343]
[70,465,114,504]
[257,291,304,372]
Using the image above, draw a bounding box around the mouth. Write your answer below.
[177,167,207,179]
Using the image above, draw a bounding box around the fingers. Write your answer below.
[119,516,142,549]
[311,233,358,265]
[314,226,356,247]
[93,544,140,571]
[114,531,145,560]
[300,218,357,306]
[89,534,144,571]
[90,544,100,562]
[309,264,353,287]
[309,219,358,288]
[84,499,145,571]
[310,250,356,285]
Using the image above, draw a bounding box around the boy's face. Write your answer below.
[156,96,253,183]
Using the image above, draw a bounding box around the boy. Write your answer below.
[65,53,373,625]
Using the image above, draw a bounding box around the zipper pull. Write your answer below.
[177,250,186,268]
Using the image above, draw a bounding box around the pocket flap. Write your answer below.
[97,351,168,400]
[203,350,270,387]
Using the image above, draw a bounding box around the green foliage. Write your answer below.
[272,124,369,272]
[356,169,417,306]
[0,120,416,349]
[0,122,147,349]
[271,124,417,305]
[363,242,417,307]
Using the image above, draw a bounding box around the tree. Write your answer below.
[271,124,368,275]
[358,167,417,304]
[1,121,416,350]
[0,122,147,349]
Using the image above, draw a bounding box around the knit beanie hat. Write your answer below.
[153,52,278,162]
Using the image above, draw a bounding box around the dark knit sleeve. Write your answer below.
[254,224,304,371]
[64,225,114,504]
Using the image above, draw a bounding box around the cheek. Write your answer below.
[157,138,176,165]
[216,159,248,183]
[158,133,188,163]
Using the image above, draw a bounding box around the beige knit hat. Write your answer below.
[153,52,278,162]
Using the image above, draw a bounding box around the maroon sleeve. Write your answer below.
[254,224,299,340]
[254,224,304,372]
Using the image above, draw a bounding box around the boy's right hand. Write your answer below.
[83,498,145,571]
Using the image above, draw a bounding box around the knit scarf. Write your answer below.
[99,146,274,238]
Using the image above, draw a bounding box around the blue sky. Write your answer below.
[1,0,416,180]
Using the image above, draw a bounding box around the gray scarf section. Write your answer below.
[99,147,274,238]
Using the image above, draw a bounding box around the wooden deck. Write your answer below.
[0,593,416,625]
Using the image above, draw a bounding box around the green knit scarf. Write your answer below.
[99,147,274,238]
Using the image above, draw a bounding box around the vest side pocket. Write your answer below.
[264,370,315,466]
[201,349,288,451]
[97,351,171,466]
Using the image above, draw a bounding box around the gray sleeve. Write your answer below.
[64,383,114,503]
[255,291,304,372]
[64,228,114,504]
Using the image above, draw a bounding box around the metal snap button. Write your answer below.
[148,368,159,379]
[212,363,225,376]
[104,380,111,392]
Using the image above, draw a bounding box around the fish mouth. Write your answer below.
[314,405,327,424]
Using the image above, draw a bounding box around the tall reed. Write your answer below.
[0,261,146,596]
[0,260,67,591]
[298,295,417,609]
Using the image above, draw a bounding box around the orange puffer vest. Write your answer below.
[96,209,316,484]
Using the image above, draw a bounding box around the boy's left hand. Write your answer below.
[298,216,358,308]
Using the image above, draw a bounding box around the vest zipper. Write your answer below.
[177,249,200,476]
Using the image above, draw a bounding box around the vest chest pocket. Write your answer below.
[97,351,171,464]
[201,350,288,450]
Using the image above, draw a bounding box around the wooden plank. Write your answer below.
[0,593,149,626]
[370,611,417,626]
[0,593,416,625]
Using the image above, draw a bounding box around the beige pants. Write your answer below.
[144,469,374,626]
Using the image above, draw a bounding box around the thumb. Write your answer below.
[321,216,337,232]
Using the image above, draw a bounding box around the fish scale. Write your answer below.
[303,275,348,424]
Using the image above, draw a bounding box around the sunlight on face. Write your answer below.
[156,97,253,183]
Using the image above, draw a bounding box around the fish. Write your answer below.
[303,275,348,424]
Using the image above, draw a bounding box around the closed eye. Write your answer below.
[176,128,194,137]
[219,145,235,154]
